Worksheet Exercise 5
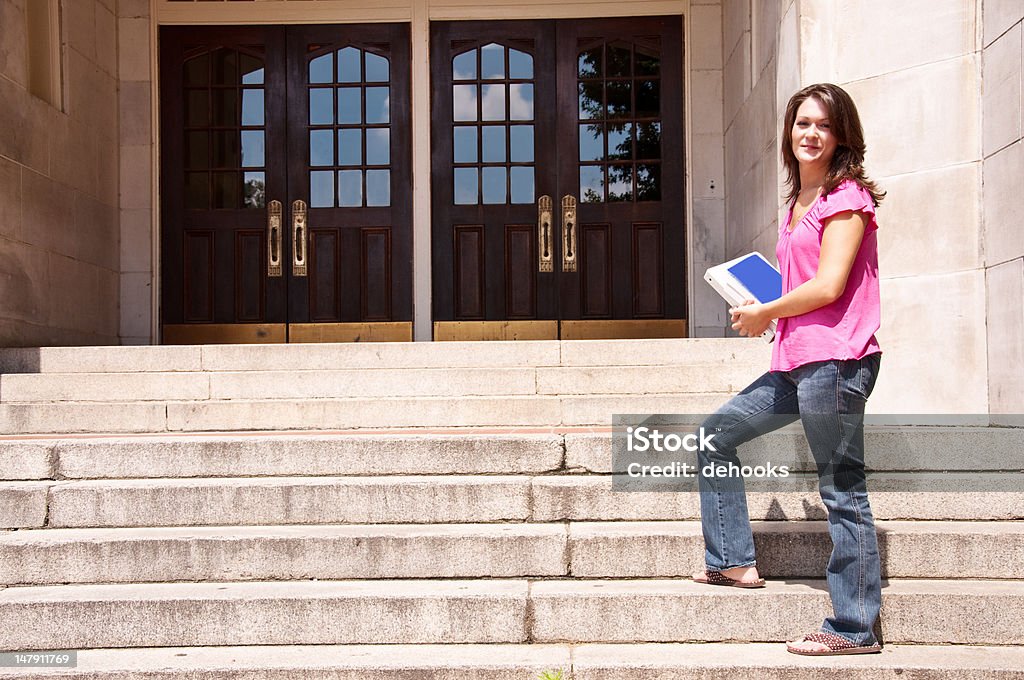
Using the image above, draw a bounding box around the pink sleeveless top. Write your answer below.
[771,179,882,372]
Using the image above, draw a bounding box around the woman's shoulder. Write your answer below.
[819,179,875,221]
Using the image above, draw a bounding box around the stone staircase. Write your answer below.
[1,339,1022,678]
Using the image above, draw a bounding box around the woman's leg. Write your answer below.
[793,354,882,647]
[697,370,800,574]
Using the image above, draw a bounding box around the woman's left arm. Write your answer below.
[731,211,867,337]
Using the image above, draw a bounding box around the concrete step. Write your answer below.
[0,394,732,434]
[0,364,763,402]
[530,476,1024,522]
[2,521,1021,585]
[40,476,533,528]
[0,579,1019,649]
[4,428,1019,481]
[0,339,771,374]
[2,644,1024,680]
[8,475,1023,530]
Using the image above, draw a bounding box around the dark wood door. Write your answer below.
[160,24,412,344]
[431,17,686,340]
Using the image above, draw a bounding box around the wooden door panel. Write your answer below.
[286,24,412,325]
[431,21,558,324]
[160,26,288,331]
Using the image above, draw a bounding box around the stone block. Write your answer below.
[984,141,1024,265]
[47,476,533,527]
[831,0,976,83]
[21,168,73,255]
[119,145,152,211]
[52,434,564,479]
[530,579,1024,644]
[49,116,98,199]
[537,364,756,396]
[986,258,1024,412]
[877,164,982,276]
[0,581,529,648]
[690,5,723,71]
[0,402,167,435]
[0,238,47,324]
[0,156,21,242]
[0,76,49,174]
[0,441,53,480]
[691,137,725,200]
[722,0,749,61]
[690,259,729,327]
[0,524,569,585]
[1,372,208,402]
[117,18,151,81]
[984,0,1024,47]
[64,0,97,64]
[846,56,980,178]
[119,272,152,339]
[73,192,119,271]
[871,271,988,413]
[0,0,28,87]
[0,345,201,374]
[95,2,117,76]
[751,0,778,81]
[0,482,48,528]
[775,0,800,112]
[558,338,770,366]
[983,23,1022,157]
[119,80,152,147]
[723,30,751,128]
[691,199,725,259]
[690,72,724,136]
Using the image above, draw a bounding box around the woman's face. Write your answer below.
[791,96,838,170]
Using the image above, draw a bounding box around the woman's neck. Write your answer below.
[799,165,828,194]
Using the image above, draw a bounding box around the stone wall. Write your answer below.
[0,0,120,347]
[982,0,1023,413]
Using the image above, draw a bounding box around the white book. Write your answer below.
[704,252,782,343]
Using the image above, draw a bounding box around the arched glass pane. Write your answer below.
[339,47,361,83]
[309,53,333,84]
[509,49,533,79]
[365,52,390,82]
[184,53,209,86]
[481,43,505,79]
[607,42,632,77]
[212,49,238,85]
[578,47,601,79]
[240,53,264,85]
[453,50,477,80]
[636,44,661,76]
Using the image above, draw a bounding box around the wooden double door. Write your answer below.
[159,18,685,343]
[160,24,412,343]
[431,17,686,340]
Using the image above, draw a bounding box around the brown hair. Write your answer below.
[781,83,885,207]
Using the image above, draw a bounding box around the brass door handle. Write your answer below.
[292,199,308,277]
[561,195,577,272]
[538,195,553,272]
[267,200,282,277]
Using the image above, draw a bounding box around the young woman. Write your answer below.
[691,83,886,656]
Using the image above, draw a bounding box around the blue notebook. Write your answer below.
[726,254,782,303]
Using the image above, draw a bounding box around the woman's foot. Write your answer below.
[786,632,881,655]
[692,565,764,587]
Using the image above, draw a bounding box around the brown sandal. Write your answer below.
[693,569,765,588]
[787,631,882,656]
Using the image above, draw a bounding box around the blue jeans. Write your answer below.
[697,353,882,646]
